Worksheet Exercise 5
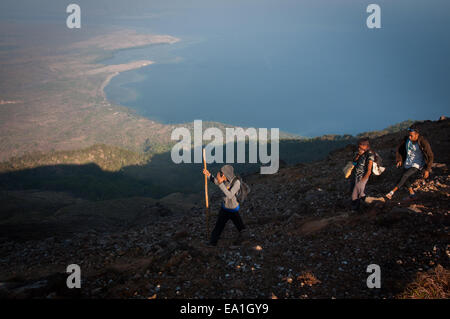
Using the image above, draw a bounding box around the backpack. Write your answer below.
[372,151,385,176]
[230,175,251,204]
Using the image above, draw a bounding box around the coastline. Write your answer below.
[80,30,180,103]
[0,28,181,161]
[100,72,119,100]
[98,60,154,100]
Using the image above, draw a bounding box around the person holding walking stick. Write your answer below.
[203,164,246,247]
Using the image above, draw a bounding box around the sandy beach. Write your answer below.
[97,60,155,100]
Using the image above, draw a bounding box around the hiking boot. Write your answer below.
[351,199,361,212]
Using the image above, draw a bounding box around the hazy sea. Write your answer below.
[103,0,450,137]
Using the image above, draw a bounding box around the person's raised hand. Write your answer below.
[396,161,402,168]
[216,172,224,183]
[423,170,429,179]
[203,169,211,177]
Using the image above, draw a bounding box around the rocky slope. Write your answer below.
[0,118,448,299]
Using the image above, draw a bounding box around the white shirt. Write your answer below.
[404,139,425,169]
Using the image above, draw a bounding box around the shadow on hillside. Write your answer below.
[0,138,355,201]
[0,138,356,243]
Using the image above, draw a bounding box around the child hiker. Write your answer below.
[203,164,246,246]
[350,137,374,212]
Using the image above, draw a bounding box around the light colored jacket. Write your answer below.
[215,178,240,210]
[211,164,240,210]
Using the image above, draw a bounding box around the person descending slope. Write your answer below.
[203,165,247,246]
[386,126,434,200]
[349,137,374,212]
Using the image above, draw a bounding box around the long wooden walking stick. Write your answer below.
[203,148,210,240]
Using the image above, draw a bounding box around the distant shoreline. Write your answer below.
[99,61,154,101]
[100,72,120,100]
[0,27,182,161]
[98,44,175,101]
[97,35,180,105]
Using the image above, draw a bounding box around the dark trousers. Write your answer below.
[396,167,420,189]
[210,208,245,245]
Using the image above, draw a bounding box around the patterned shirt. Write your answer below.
[353,151,375,179]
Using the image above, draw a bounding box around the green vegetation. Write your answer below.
[0,144,148,173]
